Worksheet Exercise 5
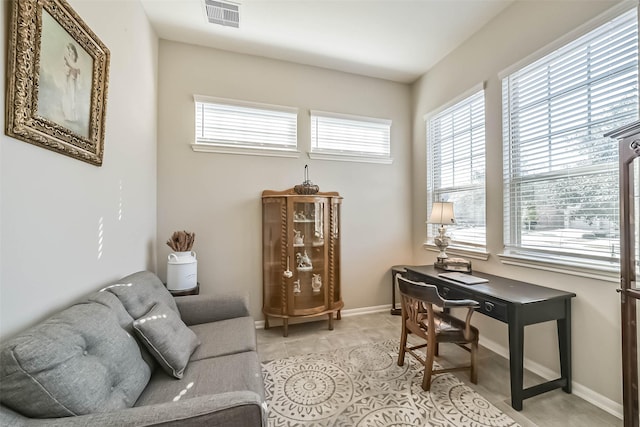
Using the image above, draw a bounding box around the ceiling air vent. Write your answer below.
[205,0,240,28]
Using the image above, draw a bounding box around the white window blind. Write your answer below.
[193,96,298,155]
[427,88,486,248]
[502,8,638,266]
[310,111,391,163]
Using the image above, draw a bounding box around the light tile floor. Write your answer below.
[257,311,622,427]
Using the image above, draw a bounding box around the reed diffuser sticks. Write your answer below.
[166,230,195,252]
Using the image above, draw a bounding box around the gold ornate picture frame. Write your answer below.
[6,0,110,166]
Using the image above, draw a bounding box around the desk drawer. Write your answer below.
[437,285,507,322]
[438,285,472,301]
[474,297,507,322]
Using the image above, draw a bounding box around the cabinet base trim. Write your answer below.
[256,304,391,329]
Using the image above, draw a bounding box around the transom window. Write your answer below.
[426,85,486,250]
[502,8,638,269]
[192,95,298,157]
[309,110,392,164]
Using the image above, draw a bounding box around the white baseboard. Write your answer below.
[254,304,392,330]
[340,304,391,317]
[479,335,623,420]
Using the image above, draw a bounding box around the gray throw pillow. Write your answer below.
[133,302,200,379]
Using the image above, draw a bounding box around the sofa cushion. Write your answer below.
[189,316,257,361]
[101,271,178,319]
[133,302,200,379]
[0,301,151,418]
[134,351,264,407]
[85,290,157,370]
[86,290,136,330]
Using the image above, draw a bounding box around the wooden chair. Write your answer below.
[396,274,480,391]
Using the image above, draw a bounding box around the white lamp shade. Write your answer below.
[428,202,455,225]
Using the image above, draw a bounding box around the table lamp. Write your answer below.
[428,202,455,263]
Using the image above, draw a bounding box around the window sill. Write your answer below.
[307,151,393,164]
[422,243,490,261]
[497,252,619,283]
[191,143,300,158]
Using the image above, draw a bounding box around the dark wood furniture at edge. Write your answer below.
[403,265,576,411]
[606,121,640,427]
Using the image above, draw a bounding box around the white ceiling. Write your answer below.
[139,0,515,83]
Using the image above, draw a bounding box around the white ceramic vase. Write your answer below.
[167,251,197,291]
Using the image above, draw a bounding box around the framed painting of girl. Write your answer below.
[6,0,110,166]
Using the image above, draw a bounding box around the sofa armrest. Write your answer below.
[175,293,251,325]
[4,391,266,427]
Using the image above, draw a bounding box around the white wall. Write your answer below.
[411,0,626,414]
[156,41,412,320]
[0,0,158,340]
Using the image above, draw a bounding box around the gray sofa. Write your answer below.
[0,271,266,426]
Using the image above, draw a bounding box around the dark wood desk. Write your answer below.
[404,265,576,411]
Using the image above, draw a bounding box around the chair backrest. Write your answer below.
[396,273,479,341]
[396,274,445,307]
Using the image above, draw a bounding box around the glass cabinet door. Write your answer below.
[633,155,639,414]
[634,156,639,281]
[330,198,341,307]
[262,198,285,315]
[290,199,328,315]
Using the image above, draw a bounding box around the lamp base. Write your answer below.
[433,225,450,262]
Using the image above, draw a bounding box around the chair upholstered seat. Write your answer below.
[397,274,480,391]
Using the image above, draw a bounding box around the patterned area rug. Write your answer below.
[262,340,519,427]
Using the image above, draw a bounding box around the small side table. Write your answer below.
[168,283,200,297]
[390,265,408,315]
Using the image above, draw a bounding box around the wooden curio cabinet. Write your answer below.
[262,188,343,336]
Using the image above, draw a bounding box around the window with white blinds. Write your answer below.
[193,96,298,156]
[502,8,638,267]
[310,111,392,163]
[427,88,486,249]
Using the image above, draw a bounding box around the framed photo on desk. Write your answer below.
[435,257,472,273]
